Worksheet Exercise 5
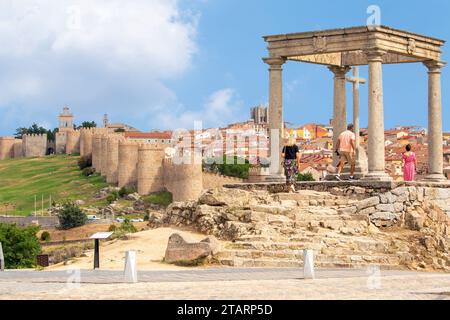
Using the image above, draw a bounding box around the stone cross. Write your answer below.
[346,67,367,175]
[0,242,4,271]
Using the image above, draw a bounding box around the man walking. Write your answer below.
[335,124,356,181]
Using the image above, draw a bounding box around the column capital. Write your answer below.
[424,60,446,74]
[364,49,387,62]
[263,57,286,69]
[328,66,351,78]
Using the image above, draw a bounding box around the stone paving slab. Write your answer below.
[1,268,450,300]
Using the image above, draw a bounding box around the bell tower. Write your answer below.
[58,106,74,132]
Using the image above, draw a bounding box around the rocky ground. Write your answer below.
[160,186,450,271]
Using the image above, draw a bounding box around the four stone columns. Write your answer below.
[328,66,350,165]
[363,50,391,181]
[263,57,286,181]
[424,61,447,181]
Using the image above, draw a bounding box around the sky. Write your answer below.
[0,0,449,135]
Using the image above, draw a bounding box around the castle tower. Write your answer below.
[163,155,203,202]
[106,135,122,184]
[118,140,139,188]
[92,133,103,171]
[100,134,110,177]
[66,130,80,155]
[22,134,47,157]
[79,128,94,157]
[137,143,165,195]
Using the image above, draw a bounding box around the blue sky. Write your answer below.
[0,0,449,135]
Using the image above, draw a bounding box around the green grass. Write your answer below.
[142,192,173,207]
[0,155,107,216]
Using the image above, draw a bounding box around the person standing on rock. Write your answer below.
[335,124,356,181]
[282,136,301,193]
[402,144,417,182]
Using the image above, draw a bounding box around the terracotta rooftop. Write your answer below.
[125,131,172,139]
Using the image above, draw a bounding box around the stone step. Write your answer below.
[217,257,402,269]
[220,247,397,260]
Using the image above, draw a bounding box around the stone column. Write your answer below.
[423,61,447,181]
[363,50,391,181]
[328,66,350,165]
[263,57,286,182]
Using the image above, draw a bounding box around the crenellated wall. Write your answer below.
[118,140,139,188]
[22,134,47,157]
[137,143,165,195]
[0,137,15,160]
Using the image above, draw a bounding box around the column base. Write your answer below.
[422,173,448,183]
[360,171,393,182]
[265,174,287,183]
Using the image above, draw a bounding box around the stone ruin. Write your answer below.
[161,182,450,271]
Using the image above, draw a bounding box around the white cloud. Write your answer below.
[155,88,245,130]
[0,0,198,133]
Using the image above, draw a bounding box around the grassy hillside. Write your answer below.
[0,155,107,216]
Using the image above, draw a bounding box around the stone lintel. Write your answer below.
[266,25,444,65]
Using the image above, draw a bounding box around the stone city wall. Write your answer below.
[91,133,103,171]
[13,139,23,158]
[0,137,16,160]
[100,134,109,177]
[0,216,59,228]
[203,172,244,190]
[22,134,47,157]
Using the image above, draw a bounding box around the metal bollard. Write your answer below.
[303,249,315,279]
[124,251,138,283]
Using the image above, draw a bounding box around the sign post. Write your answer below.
[89,232,113,270]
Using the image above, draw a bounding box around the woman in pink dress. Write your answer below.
[402,144,417,181]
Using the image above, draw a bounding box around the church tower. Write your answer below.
[58,106,74,132]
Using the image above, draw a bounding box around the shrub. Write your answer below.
[82,167,95,177]
[143,192,173,206]
[207,156,250,179]
[40,231,51,242]
[106,191,119,204]
[120,219,137,233]
[297,172,315,182]
[118,186,136,198]
[0,223,41,269]
[108,224,117,232]
[111,219,138,240]
[77,155,92,170]
[58,202,87,230]
[143,213,150,221]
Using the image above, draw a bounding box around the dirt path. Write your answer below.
[48,227,226,271]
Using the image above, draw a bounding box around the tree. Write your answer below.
[77,121,97,129]
[0,223,41,269]
[14,123,48,139]
[58,202,87,230]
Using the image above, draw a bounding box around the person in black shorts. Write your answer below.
[282,137,301,193]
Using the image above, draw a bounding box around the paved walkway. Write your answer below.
[1,268,450,300]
